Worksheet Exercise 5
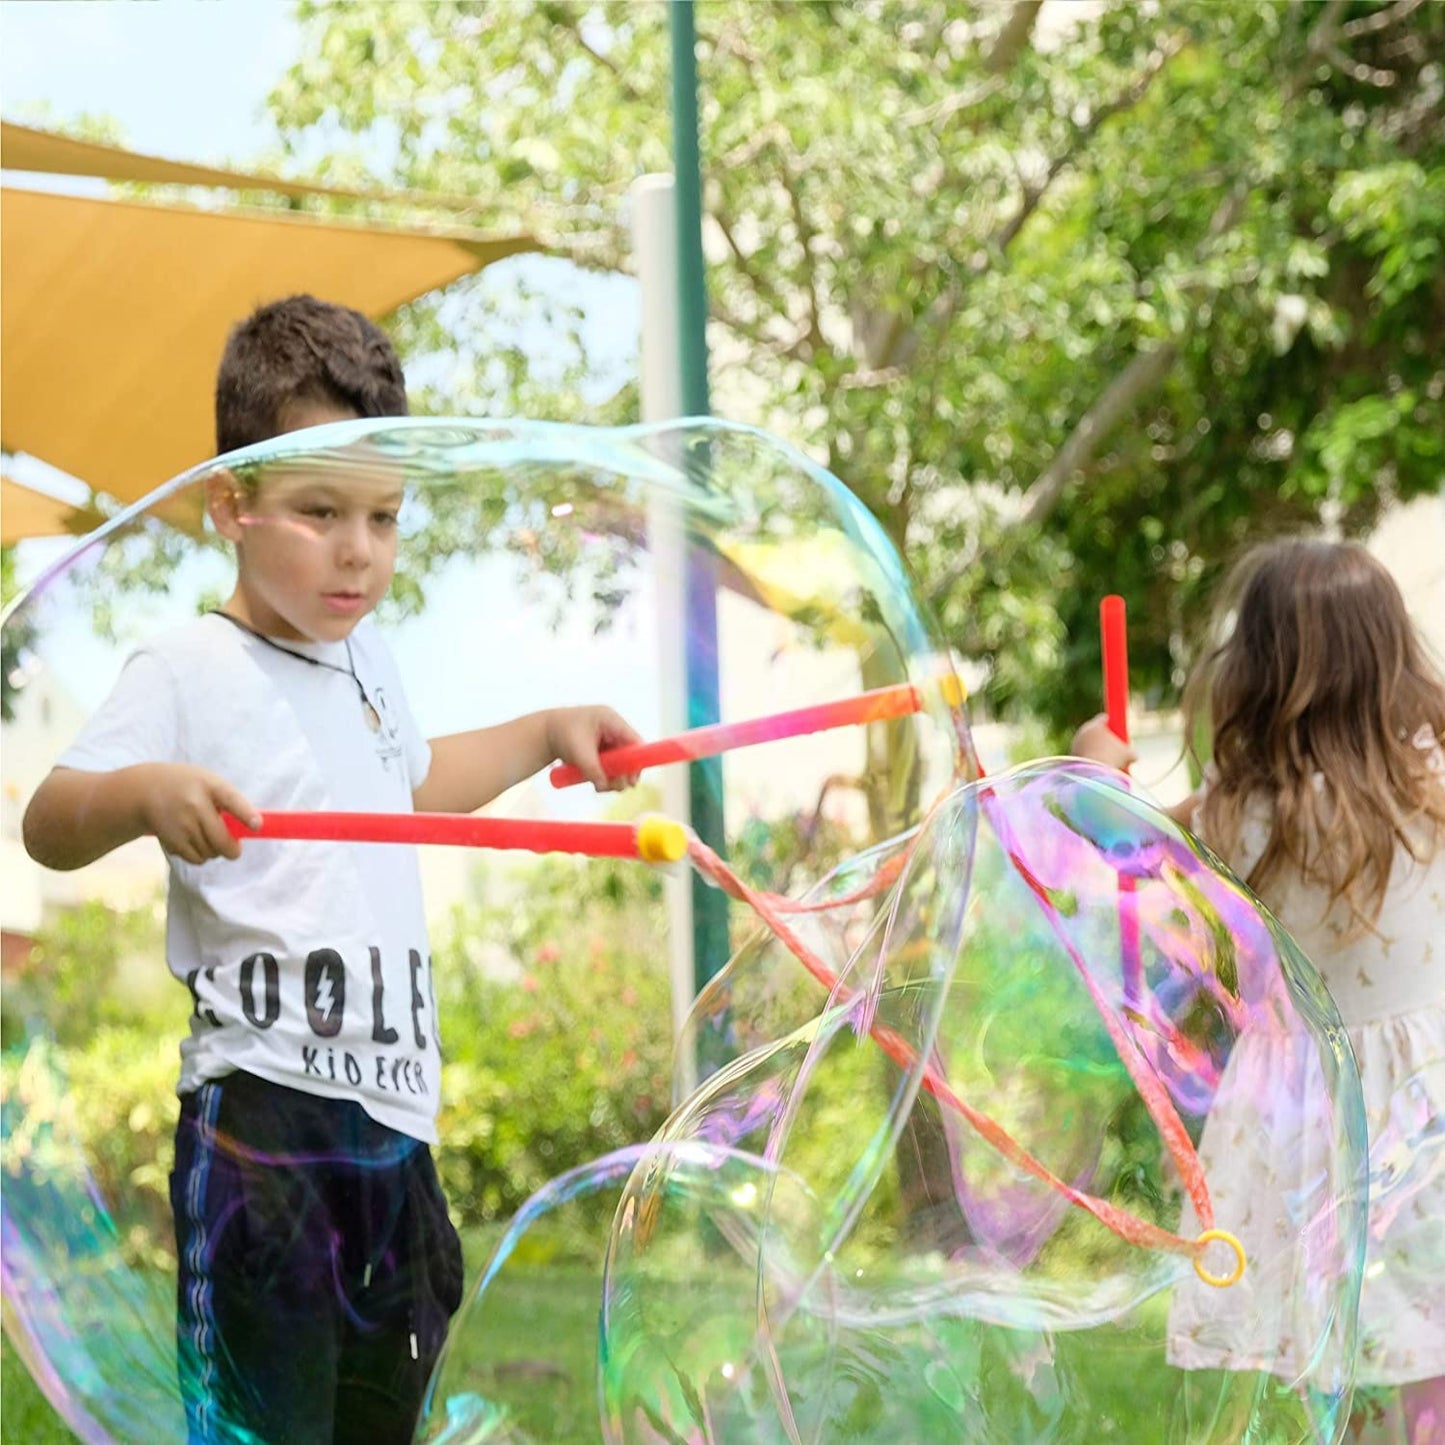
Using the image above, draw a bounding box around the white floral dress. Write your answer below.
[1169,737,1445,1388]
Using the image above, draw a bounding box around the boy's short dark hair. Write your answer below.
[214,294,408,455]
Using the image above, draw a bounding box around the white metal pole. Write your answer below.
[631,173,698,1096]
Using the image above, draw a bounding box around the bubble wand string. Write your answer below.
[1102,595,1144,1013]
[687,830,1240,1280]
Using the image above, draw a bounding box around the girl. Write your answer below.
[1074,538,1444,1444]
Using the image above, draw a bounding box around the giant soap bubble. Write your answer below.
[424,761,1372,1443]
[1,419,1371,1444]
[1,417,964,1443]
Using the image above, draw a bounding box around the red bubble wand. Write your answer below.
[225,810,689,864]
[548,675,965,789]
[1101,595,1143,1013]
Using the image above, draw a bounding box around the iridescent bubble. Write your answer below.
[2,420,1375,1444]
[413,768,1372,1442]
[1,418,966,1444]
[576,763,1368,1443]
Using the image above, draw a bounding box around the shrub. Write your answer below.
[433,850,674,1239]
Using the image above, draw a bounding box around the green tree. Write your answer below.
[265,0,1444,735]
[1,546,33,721]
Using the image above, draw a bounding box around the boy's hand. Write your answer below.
[140,764,261,864]
[546,707,643,792]
[1069,714,1138,773]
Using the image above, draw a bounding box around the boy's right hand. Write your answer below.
[139,764,260,864]
[1069,714,1138,773]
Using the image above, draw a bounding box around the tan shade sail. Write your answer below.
[1,186,538,505]
[0,476,92,546]
[1,119,479,210]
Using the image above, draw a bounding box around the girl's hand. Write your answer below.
[1070,714,1138,772]
[546,707,643,792]
[140,764,260,864]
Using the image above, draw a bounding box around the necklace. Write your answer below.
[211,611,383,731]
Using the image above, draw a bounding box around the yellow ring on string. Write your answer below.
[1193,1229,1246,1288]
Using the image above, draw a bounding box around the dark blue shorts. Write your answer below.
[171,1072,464,1445]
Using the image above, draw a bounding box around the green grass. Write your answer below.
[0,1247,605,1445]
[3,1337,72,1443]
[0,1263,1336,1444]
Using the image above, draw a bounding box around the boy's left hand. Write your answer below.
[546,706,643,792]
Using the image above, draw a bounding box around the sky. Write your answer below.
[1,1,300,162]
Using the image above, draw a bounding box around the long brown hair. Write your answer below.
[1183,538,1445,930]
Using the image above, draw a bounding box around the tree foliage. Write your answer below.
[260,0,1444,733]
[1,546,32,721]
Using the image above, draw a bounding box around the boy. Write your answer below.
[22,295,641,1444]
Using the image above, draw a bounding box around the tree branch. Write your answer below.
[839,365,906,391]
[984,1,1044,75]
[1019,341,1181,526]
[549,13,645,104]
[906,32,1191,367]
[1010,185,1250,532]
[1307,0,1350,56]
[899,78,1006,130]
[1001,132,1251,535]
[1325,44,1399,87]
[991,34,1186,253]
[871,309,913,372]
[712,205,785,317]
[855,28,1187,385]
[1341,0,1425,40]
[780,166,825,356]
[719,120,788,173]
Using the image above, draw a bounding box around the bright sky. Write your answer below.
[0,0,297,161]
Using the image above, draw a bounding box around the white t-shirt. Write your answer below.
[59,614,442,1143]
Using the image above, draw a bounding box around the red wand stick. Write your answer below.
[223,810,687,864]
[1101,595,1142,1009]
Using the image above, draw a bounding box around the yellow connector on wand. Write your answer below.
[636,815,688,866]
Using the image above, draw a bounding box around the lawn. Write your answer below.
[0,1248,1333,1443]
[0,1249,604,1444]
[2,1337,72,1443]
[2,1288,1329,1445]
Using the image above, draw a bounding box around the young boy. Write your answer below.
[22,294,642,1444]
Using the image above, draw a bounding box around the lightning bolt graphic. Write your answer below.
[315,972,336,1021]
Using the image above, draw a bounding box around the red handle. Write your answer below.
[1100,595,1130,745]
[223,810,684,861]
[549,680,957,789]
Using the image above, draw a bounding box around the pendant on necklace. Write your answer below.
[364,700,382,732]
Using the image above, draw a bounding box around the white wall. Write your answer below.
[1369,491,1445,665]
